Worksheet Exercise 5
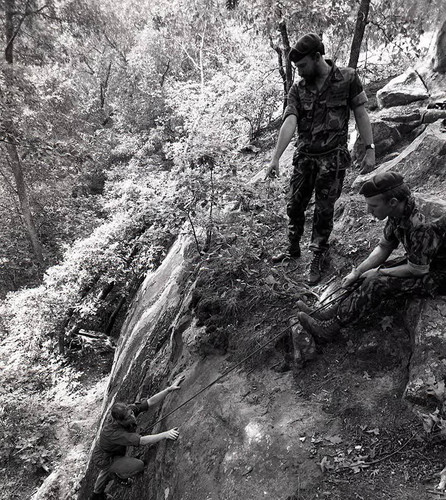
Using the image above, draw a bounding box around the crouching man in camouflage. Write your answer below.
[90,375,184,500]
[297,172,446,342]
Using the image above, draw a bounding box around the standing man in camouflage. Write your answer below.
[266,33,376,285]
[297,172,446,342]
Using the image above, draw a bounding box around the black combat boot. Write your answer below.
[296,300,338,321]
[272,244,301,263]
[298,311,341,343]
[307,251,329,285]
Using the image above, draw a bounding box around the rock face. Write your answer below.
[353,121,446,191]
[377,68,429,108]
[433,19,446,73]
[355,118,402,159]
[78,235,333,500]
[403,297,446,412]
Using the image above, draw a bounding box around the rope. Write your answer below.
[152,285,355,427]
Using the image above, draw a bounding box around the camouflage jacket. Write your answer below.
[283,60,367,154]
[379,197,446,281]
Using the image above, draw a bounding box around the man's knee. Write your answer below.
[134,459,144,473]
[111,456,145,478]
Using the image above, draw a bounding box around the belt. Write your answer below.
[297,145,348,158]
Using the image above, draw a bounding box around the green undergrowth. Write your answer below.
[188,179,315,366]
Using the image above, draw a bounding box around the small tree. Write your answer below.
[2,0,45,266]
[348,0,371,69]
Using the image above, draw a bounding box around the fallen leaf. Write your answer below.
[366,428,380,435]
[325,435,343,445]
[380,316,393,331]
[320,456,331,472]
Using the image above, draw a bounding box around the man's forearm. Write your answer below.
[146,388,172,407]
[272,115,297,161]
[139,432,167,446]
[356,245,392,275]
[353,105,374,146]
[379,264,427,278]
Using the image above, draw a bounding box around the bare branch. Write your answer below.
[102,30,128,64]
[5,1,49,57]
[160,59,171,87]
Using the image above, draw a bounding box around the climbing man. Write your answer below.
[265,32,376,285]
[297,172,446,342]
[90,375,185,500]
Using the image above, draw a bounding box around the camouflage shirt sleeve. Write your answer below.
[378,219,399,250]
[405,224,443,272]
[348,70,368,109]
[282,84,300,122]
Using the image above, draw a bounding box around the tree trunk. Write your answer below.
[278,20,293,110]
[5,142,44,265]
[4,0,44,266]
[348,0,371,69]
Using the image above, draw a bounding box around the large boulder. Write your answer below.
[432,18,446,73]
[403,297,446,426]
[353,121,446,190]
[377,68,430,108]
[375,102,424,136]
[352,118,402,160]
[351,103,431,163]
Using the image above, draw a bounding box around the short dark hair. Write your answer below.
[111,402,129,421]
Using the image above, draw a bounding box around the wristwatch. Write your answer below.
[365,144,375,150]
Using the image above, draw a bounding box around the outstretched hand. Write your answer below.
[165,427,180,441]
[169,374,185,391]
[265,160,279,180]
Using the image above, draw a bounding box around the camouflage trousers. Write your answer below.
[337,272,440,325]
[287,147,350,253]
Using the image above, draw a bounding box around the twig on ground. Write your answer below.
[363,433,418,466]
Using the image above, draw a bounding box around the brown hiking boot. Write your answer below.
[296,300,337,321]
[307,251,329,285]
[272,245,301,263]
[298,311,341,344]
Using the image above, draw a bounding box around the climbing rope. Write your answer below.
[152,285,355,427]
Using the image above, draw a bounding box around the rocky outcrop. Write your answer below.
[403,297,446,409]
[78,234,334,500]
[79,233,198,499]
[353,121,446,190]
[433,18,446,73]
[353,118,402,160]
[376,68,429,108]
